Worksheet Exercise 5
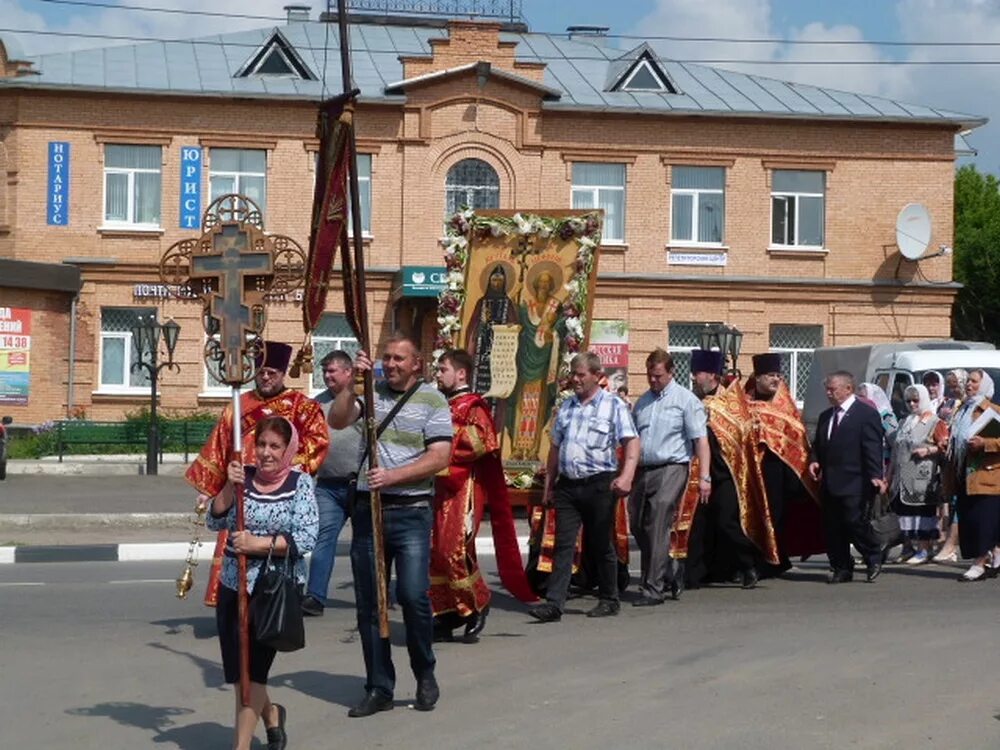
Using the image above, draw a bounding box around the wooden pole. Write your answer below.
[232,387,251,707]
[337,0,390,639]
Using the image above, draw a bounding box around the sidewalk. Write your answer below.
[0,463,528,563]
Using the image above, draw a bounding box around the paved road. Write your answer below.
[0,475,193,514]
[2,554,997,750]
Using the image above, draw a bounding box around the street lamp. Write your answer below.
[131,315,181,476]
[699,323,744,377]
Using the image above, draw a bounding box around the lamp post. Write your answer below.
[699,323,744,378]
[131,315,181,476]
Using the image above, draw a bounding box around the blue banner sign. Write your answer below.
[47,142,70,226]
[180,146,202,229]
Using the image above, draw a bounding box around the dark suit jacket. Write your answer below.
[811,399,884,502]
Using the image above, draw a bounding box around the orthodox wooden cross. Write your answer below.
[512,232,540,285]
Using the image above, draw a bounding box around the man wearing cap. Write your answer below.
[186,340,330,606]
[628,348,710,605]
[744,353,823,572]
[673,349,762,588]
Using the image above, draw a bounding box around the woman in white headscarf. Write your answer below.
[888,384,947,564]
[947,369,1000,581]
[859,382,898,468]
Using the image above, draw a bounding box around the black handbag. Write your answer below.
[251,537,305,653]
[868,492,902,550]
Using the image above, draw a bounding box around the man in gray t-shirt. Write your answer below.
[302,349,362,616]
[328,332,452,717]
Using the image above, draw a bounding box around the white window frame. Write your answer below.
[571,163,626,244]
[200,332,254,398]
[96,307,155,395]
[770,171,825,250]
[101,145,162,229]
[209,149,267,216]
[670,167,726,247]
[769,324,823,407]
[620,59,669,92]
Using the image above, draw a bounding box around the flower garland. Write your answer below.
[435,209,601,387]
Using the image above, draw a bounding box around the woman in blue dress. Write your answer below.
[207,415,319,750]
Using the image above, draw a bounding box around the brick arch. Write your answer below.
[428,135,520,211]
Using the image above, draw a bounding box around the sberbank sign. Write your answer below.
[393,265,448,299]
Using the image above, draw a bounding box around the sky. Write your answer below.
[2,0,999,171]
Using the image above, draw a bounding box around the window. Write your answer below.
[771,170,825,248]
[572,162,626,243]
[236,32,316,80]
[99,307,154,391]
[769,324,823,404]
[445,158,499,217]
[671,166,725,245]
[103,145,161,227]
[668,321,722,386]
[311,313,360,393]
[210,149,267,216]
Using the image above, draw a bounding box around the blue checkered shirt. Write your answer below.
[551,388,638,480]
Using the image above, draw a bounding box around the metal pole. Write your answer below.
[147,336,159,477]
[232,386,250,707]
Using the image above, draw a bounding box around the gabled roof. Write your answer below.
[0,21,986,130]
[384,61,561,98]
[235,30,316,80]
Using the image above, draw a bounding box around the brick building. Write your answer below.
[0,7,985,424]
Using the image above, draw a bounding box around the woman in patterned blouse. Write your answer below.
[208,415,319,750]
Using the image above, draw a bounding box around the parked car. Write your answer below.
[802,341,1000,433]
[0,415,11,481]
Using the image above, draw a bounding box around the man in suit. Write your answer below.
[808,370,887,583]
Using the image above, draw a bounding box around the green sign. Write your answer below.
[392,265,448,300]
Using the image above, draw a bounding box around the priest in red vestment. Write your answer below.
[186,341,329,606]
[431,349,537,642]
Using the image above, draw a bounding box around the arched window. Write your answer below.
[445,158,500,217]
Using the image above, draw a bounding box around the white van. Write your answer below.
[802,341,1000,433]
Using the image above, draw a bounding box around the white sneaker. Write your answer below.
[906,550,929,565]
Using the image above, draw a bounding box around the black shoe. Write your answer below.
[741,567,760,590]
[866,562,882,583]
[826,569,854,584]
[348,691,394,718]
[432,622,455,643]
[670,577,684,601]
[301,595,325,617]
[585,600,620,618]
[414,673,440,712]
[631,595,665,607]
[265,704,287,750]
[527,603,562,623]
[462,607,488,643]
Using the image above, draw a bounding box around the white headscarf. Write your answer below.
[860,382,893,416]
[950,369,996,468]
[903,383,933,417]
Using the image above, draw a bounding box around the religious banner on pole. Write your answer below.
[435,209,603,468]
[0,307,31,405]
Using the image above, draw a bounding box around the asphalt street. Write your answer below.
[2,553,998,750]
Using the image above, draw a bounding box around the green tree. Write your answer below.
[953,164,1000,346]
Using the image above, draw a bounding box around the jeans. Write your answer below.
[305,478,351,603]
[350,495,435,699]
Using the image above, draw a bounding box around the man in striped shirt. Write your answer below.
[528,352,639,622]
[327,332,453,717]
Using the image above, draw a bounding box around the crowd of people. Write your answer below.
[186,336,1000,750]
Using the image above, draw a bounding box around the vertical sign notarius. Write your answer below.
[47,142,70,226]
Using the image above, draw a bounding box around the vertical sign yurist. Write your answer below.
[180,146,202,229]
[47,142,69,226]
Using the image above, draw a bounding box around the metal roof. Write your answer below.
[0,22,986,129]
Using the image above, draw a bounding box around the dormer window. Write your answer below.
[609,48,676,94]
[237,32,315,80]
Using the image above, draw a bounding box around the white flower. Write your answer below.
[445,235,468,252]
[564,279,580,296]
[447,270,464,286]
[431,348,445,363]
[578,236,597,250]
[490,223,503,237]
[566,317,585,338]
[461,207,475,221]
[538,226,551,239]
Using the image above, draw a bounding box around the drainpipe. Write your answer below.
[67,291,78,418]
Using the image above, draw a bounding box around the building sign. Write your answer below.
[391,265,447,300]
[590,319,630,394]
[180,146,203,229]
[667,250,728,267]
[47,142,70,226]
[0,307,31,405]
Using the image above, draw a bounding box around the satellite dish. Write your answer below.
[896,203,932,260]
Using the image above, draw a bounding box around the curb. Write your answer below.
[0,535,531,564]
[5,461,188,477]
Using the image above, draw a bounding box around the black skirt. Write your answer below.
[957,488,1000,559]
[216,585,277,685]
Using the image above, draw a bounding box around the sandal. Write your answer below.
[266,704,287,750]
